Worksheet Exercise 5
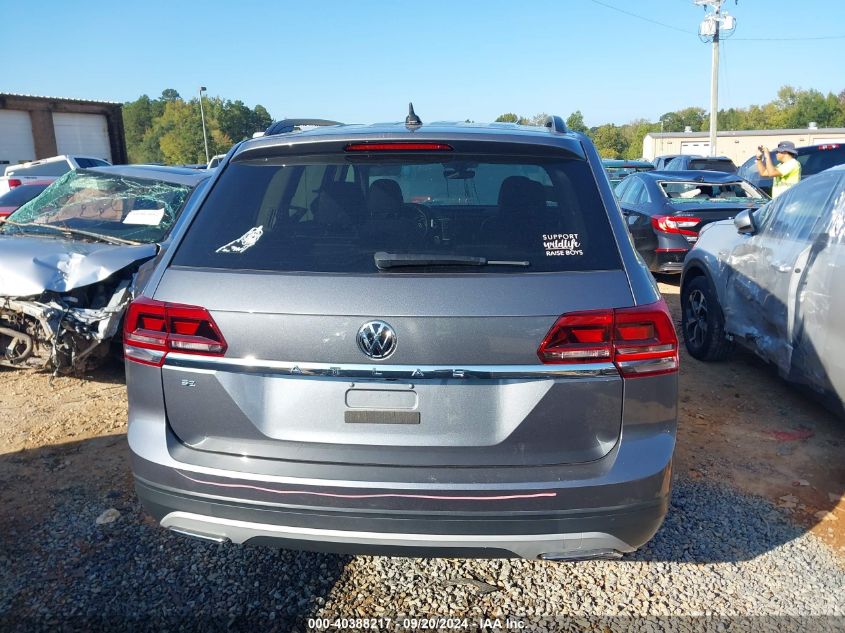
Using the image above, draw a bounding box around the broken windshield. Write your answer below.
[660,180,766,203]
[0,170,194,243]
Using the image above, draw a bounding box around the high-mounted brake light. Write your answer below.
[7,179,22,189]
[651,215,701,237]
[123,297,227,367]
[344,143,453,152]
[817,144,840,150]
[537,300,678,378]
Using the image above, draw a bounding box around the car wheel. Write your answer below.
[681,275,734,361]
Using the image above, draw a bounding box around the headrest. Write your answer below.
[368,179,404,212]
[498,176,545,212]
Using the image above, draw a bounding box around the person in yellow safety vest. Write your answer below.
[755,141,801,198]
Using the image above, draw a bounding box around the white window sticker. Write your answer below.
[216,225,264,254]
[542,233,583,256]
[123,208,165,225]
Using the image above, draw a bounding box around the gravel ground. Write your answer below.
[1,477,843,631]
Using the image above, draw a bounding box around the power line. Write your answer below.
[587,0,694,35]
[732,34,845,41]
[587,0,845,42]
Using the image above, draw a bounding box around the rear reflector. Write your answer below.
[344,142,453,152]
[123,297,227,367]
[7,179,22,189]
[537,299,678,377]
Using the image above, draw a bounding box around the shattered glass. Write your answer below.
[2,169,192,244]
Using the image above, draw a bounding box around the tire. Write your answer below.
[681,275,734,361]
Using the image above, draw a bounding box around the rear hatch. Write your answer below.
[142,140,639,468]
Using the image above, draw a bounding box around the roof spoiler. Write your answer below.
[544,115,568,134]
[263,118,344,136]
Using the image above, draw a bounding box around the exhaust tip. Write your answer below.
[168,527,230,545]
[540,549,623,562]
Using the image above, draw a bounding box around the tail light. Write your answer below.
[651,215,701,236]
[538,300,678,377]
[123,297,227,367]
[7,179,22,189]
[344,142,453,152]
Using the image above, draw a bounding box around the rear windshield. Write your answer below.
[5,160,70,177]
[688,158,737,172]
[172,154,622,274]
[799,145,845,176]
[75,158,110,168]
[606,165,653,179]
[660,180,765,202]
[0,184,48,206]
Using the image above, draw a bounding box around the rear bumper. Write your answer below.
[653,250,687,273]
[129,417,675,559]
[136,476,665,559]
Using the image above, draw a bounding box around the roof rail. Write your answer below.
[264,118,343,136]
[544,115,568,134]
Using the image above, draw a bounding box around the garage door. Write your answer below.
[53,112,112,162]
[680,141,710,155]
[0,110,36,167]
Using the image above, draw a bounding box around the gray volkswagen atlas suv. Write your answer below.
[126,113,678,560]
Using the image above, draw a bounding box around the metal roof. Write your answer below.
[0,92,121,106]
[646,128,845,139]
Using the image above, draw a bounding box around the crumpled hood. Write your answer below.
[0,235,157,297]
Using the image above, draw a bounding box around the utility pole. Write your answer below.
[198,86,210,165]
[709,8,720,157]
[695,1,736,156]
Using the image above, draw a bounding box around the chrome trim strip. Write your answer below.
[163,354,618,380]
[160,511,635,556]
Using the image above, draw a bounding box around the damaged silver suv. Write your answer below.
[0,165,211,373]
[127,113,679,560]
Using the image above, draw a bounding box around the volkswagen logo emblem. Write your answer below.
[357,320,397,359]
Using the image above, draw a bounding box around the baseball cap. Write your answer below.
[775,141,798,155]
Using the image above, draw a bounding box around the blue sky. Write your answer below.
[4,0,844,126]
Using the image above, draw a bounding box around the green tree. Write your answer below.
[592,124,628,158]
[122,95,156,163]
[148,99,232,164]
[659,107,707,133]
[495,113,520,123]
[523,112,549,127]
[160,88,181,102]
[565,110,588,134]
[621,119,659,159]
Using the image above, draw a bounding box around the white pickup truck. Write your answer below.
[0,155,111,195]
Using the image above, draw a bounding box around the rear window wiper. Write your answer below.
[1,220,141,246]
[374,251,530,270]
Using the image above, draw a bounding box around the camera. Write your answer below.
[757,145,765,153]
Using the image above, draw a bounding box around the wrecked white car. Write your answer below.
[0,165,211,373]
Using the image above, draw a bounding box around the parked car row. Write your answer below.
[0,154,111,195]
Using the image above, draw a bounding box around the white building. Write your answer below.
[643,127,845,165]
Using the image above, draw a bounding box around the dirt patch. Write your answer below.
[0,361,129,527]
[661,277,845,554]
[1,286,844,556]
